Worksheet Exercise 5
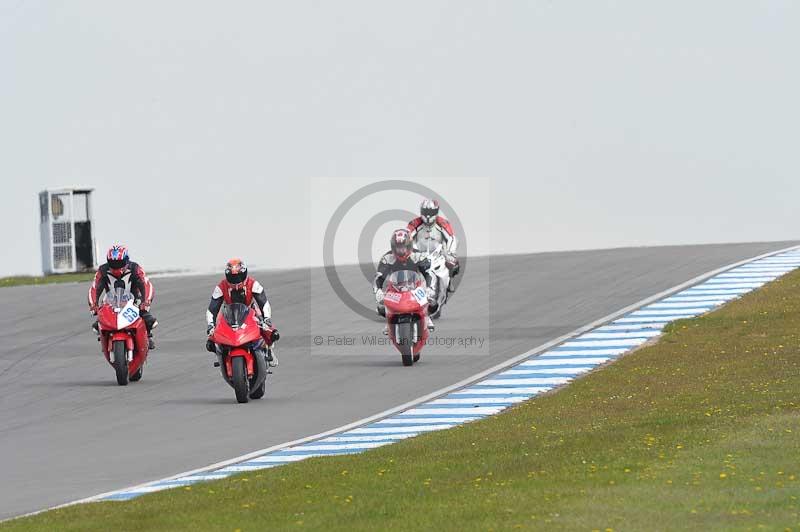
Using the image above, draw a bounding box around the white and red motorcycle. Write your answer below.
[414,238,450,319]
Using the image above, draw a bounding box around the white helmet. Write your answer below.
[420,199,440,225]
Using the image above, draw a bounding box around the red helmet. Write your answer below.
[390,229,413,261]
[106,245,129,277]
[225,258,248,289]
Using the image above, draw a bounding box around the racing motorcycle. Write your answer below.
[97,286,149,385]
[414,238,450,319]
[382,270,431,366]
[209,303,269,403]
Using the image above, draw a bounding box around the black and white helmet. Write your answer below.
[420,199,439,225]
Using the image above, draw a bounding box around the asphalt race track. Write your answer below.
[0,242,794,519]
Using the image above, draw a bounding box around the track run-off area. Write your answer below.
[0,242,796,519]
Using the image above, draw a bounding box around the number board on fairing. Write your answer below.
[122,307,139,323]
[413,287,427,305]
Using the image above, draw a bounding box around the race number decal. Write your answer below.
[122,307,139,324]
[383,291,401,304]
[413,287,428,305]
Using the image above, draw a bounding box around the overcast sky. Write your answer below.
[1,1,798,276]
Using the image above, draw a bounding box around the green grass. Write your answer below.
[5,272,800,531]
[0,272,94,288]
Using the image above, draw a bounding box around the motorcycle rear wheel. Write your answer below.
[249,379,266,399]
[113,340,128,386]
[232,357,250,403]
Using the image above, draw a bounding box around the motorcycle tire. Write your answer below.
[232,357,250,403]
[249,379,266,399]
[113,340,129,386]
[397,322,415,367]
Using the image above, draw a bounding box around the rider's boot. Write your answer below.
[147,320,157,350]
[266,345,278,367]
[447,265,458,294]
[426,315,435,332]
[383,324,389,336]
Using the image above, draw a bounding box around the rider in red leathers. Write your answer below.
[88,245,157,349]
[206,258,279,366]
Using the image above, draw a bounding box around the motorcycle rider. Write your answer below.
[374,228,436,333]
[206,258,279,367]
[407,198,459,300]
[88,245,157,349]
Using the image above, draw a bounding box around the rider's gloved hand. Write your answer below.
[89,306,98,316]
[206,324,215,337]
[258,317,273,330]
[375,288,385,303]
[426,286,436,302]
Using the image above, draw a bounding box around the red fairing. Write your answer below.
[210,307,261,378]
[211,314,261,347]
[97,303,149,377]
[383,277,430,356]
[225,347,255,378]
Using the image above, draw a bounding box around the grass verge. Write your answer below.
[5,272,800,531]
[0,273,94,288]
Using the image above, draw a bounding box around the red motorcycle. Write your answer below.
[97,287,149,385]
[209,303,269,403]
[382,270,431,366]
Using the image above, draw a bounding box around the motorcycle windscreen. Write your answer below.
[104,287,134,310]
[221,303,251,328]
[383,270,426,293]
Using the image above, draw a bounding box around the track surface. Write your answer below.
[0,242,794,519]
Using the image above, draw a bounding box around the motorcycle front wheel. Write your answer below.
[112,340,129,386]
[396,322,415,367]
[232,357,250,403]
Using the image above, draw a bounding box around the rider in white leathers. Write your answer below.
[407,199,460,310]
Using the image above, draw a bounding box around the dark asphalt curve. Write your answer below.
[0,242,794,519]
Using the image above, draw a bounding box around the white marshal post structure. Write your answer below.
[39,188,98,274]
